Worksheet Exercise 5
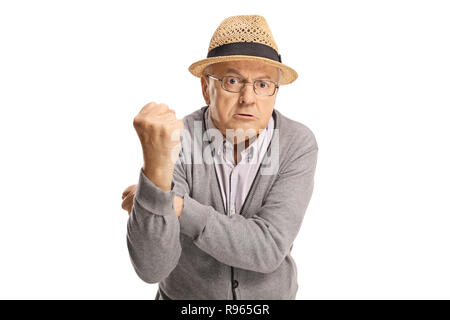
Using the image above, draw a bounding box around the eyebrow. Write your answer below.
[223,68,274,80]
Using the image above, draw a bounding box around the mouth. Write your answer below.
[233,113,255,119]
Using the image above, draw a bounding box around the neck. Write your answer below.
[232,133,259,164]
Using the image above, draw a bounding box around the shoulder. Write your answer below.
[181,106,206,129]
[273,109,319,154]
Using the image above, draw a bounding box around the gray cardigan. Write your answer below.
[126,105,319,300]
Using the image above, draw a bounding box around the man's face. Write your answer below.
[201,60,280,143]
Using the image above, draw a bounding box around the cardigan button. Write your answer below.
[232,280,239,289]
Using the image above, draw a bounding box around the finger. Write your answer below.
[141,103,169,116]
[122,199,131,213]
[122,189,132,200]
[155,111,177,122]
[122,184,137,199]
[122,186,133,197]
[122,193,133,211]
[121,193,135,212]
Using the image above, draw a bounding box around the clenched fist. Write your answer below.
[133,102,184,191]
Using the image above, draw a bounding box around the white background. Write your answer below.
[1,0,449,299]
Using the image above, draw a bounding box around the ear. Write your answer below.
[201,75,210,105]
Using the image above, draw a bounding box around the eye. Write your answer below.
[258,81,268,88]
[226,77,240,85]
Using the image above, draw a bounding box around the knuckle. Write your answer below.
[160,125,171,136]
[141,102,155,112]
[144,101,156,108]
[133,117,141,129]
[157,103,169,111]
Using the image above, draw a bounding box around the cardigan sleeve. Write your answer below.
[125,145,190,284]
[178,139,318,274]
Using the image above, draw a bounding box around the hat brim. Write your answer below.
[188,55,298,85]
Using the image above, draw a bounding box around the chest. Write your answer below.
[187,162,277,218]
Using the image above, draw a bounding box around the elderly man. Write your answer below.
[122,15,319,300]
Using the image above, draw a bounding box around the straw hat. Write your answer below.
[188,15,298,85]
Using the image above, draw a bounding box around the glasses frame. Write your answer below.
[206,74,279,96]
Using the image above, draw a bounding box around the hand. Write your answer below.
[133,102,184,191]
[122,184,137,215]
[121,184,184,218]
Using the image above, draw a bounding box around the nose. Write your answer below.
[239,82,256,104]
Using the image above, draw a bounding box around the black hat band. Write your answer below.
[207,42,282,63]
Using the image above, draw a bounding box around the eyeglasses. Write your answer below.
[206,74,279,96]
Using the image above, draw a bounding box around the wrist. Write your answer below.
[142,163,174,192]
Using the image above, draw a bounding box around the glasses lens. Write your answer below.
[222,76,243,93]
[254,80,275,96]
[221,76,276,96]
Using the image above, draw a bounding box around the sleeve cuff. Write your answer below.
[134,167,175,216]
[172,183,187,198]
[178,194,210,239]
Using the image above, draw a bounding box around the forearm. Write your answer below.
[177,147,318,274]
[126,168,181,283]
[178,195,291,274]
